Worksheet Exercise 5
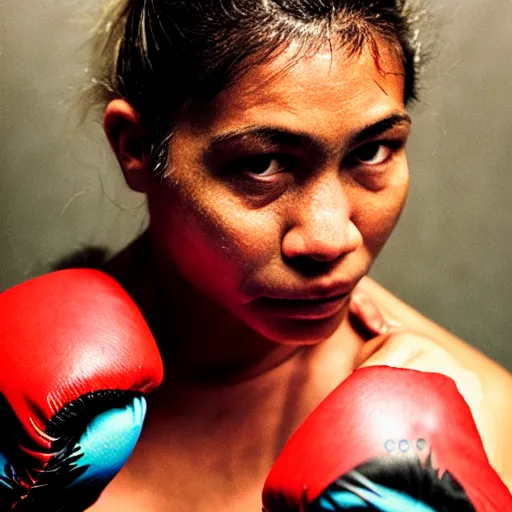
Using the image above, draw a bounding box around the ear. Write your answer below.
[104,99,151,193]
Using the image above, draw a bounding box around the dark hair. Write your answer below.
[309,453,476,511]
[88,0,425,174]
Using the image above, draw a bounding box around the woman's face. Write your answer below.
[146,41,410,344]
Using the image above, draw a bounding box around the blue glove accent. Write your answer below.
[70,395,147,488]
[318,482,436,511]
[0,452,13,491]
[0,395,147,510]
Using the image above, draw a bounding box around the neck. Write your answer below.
[150,269,303,385]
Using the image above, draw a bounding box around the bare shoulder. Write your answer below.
[357,276,512,486]
[359,276,512,387]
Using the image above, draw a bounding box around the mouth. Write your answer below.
[256,291,351,320]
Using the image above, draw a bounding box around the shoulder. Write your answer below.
[357,276,512,386]
[356,276,512,487]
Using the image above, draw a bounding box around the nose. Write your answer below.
[281,175,363,263]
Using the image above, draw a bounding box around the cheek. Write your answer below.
[147,182,282,299]
[355,171,409,254]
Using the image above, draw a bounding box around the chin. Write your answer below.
[249,311,345,346]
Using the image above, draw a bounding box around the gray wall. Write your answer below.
[1,1,511,368]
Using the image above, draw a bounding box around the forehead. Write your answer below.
[200,39,406,137]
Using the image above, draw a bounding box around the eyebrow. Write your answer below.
[353,112,411,144]
[204,112,412,157]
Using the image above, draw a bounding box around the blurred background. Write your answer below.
[1,0,511,368]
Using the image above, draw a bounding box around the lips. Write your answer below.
[261,279,356,301]
[256,289,352,320]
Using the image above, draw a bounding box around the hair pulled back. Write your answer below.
[88,0,424,173]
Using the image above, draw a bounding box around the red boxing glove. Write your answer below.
[0,269,164,511]
[263,366,512,512]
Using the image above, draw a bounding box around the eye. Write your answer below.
[348,142,395,166]
[234,155,286,178]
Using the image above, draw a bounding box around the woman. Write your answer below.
[83,0,512,509]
